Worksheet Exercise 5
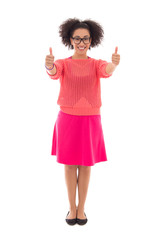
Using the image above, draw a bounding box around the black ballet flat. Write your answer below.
[76,212,88,225]
[65,211,77,225]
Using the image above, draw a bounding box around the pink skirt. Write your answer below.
[51,110,108,166]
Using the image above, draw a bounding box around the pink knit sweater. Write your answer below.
[46,56,112,115]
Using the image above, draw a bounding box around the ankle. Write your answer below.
[77,204,84,212]
[70,205,77,211]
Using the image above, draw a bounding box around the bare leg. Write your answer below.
[77,165,91,219]
[64,165,78,219]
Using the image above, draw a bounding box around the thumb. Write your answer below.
[115,46,118,54]
[49,47,53,55]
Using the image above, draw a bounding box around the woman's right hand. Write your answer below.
[45,47,55,69]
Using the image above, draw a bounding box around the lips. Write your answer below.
[78,47,86,51]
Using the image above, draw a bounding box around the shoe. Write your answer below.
[76,212,88,225]
[65,211,77,225]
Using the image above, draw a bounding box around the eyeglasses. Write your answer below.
[71,37,91,44]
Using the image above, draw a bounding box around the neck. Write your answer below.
[72,53,88,59]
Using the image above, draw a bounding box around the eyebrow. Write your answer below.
[73,35,90,38]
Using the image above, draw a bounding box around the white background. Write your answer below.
[0,0,160,239]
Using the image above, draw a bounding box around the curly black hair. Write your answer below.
[59,18,104,50]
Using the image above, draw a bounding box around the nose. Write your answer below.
[78,44,85,47]
[78,42,86,47]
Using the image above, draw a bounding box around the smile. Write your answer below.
[78,47,86,51]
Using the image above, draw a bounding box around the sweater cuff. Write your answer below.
[46,63,60,79]
[102,62,113,77]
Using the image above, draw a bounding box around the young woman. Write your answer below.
[45,18,120,226]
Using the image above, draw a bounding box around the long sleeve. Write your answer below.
[46,57,113,115]
[46,59,64,80]
[96,59,112,78]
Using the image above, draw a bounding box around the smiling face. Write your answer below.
[70,28,92,59]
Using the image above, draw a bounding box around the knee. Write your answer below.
[78,165,91,171]
[65,165,78,171]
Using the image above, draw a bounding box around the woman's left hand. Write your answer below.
[112,46,120,66]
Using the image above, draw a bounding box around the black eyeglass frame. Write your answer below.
[71,37,91,44]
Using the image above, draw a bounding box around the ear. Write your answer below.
[70,37,74,49]
[89,37,92,48]
[70,37,73,45]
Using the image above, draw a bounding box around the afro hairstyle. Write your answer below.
[58,18,104,50]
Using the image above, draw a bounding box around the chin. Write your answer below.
[76,49,88,54]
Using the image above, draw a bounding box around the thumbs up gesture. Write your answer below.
[112,46,120,66]
[45,47,55,70]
